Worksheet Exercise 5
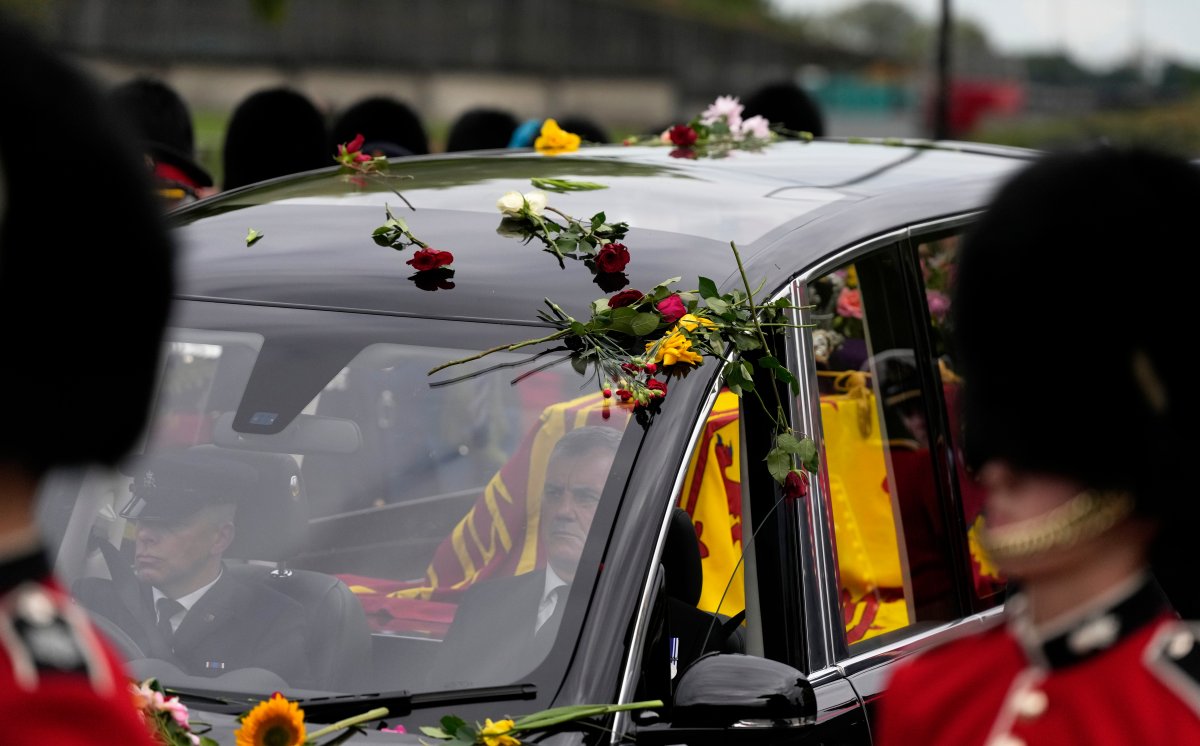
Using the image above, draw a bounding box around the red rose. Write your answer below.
[596,242,630,273]
[669,125,698,147]
[656,294,687,324]
[645,379,668,398]
[406,248,454,272]
[608,289,644,308]
[783,470,809,501]
[346,133,365,153]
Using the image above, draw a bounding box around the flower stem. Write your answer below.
[306,707,389,740]
[427,330,571,375]
[730,241,790,430]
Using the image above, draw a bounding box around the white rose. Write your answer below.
[497,191,525,216]
[523,190,547,216]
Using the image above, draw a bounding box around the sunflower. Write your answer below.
[236,692,307,746]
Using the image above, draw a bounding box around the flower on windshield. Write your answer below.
[534,119,581,155]
[236,693,306,746]
[479,719,520,746]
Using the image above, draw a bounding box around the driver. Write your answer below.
[74,450,311,687]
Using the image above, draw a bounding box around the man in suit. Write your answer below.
[429,426,622,689]
[74,449,311,688]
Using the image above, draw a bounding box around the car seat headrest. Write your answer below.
[663,507,703,607]
[186,444,309,562]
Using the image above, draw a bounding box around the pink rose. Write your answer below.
[656,294,687,324]
[926,290,951,321]
[836,288,863,319]
[595,242,630,273]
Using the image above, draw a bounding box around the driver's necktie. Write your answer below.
[156,597,184,644]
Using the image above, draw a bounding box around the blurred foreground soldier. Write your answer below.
[0,13,172,745]
[876,147,1200,744]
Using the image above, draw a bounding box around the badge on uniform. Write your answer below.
[0,583,102,690]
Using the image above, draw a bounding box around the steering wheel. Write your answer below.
[86,609,147,661]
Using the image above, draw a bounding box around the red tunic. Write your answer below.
[0,550,157,746]
[876,578,1200,746]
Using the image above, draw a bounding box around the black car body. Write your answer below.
[41,138,1034,744]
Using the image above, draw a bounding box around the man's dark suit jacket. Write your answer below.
[72,569,311,687]
[429,569,563,690]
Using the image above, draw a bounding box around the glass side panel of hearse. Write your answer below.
[38,298,650,697]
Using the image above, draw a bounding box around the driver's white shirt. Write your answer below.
[152,570,222,633]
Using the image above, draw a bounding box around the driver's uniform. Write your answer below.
[876,576,1200,746]
[0,545,156,745]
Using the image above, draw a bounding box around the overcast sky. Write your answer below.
[771,0,1200,71]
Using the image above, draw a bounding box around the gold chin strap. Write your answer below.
[981,489,1135,563]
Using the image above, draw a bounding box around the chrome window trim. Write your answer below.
[824,604,1004,680]
[787,211,982,671]
[612,379,725,742]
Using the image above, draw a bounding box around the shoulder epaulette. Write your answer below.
[0,581,112,693]
[1146,620,1200,717]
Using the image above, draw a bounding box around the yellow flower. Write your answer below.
[479,718,521,746]
[534,119,581,156]
[676,313,717,333]
[647,330,703,367]
[236,693,306,746]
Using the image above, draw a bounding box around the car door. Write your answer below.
[785,217,1009,740]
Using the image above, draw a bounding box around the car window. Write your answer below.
[914,231,1006,609]
[41,301,640,696]
[806,245,960,649]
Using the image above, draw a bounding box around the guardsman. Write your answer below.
[0,11,173,744]
[876,147,1200,745]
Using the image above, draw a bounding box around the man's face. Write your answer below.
[539,447,615,583]
[133,508,230,595]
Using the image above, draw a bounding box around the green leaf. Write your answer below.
[630,312,660,336]
[758,355,799,394]
[245,228,264,246]
[440,715,467,735]
[529,177,609,192]
[740,360,753,379]
[570,354,589,376]
[590,212,607,230]
[731,333,761,351]
[797,437,819,472]
[766,447,792,482]
[555,236,579,255]
[706,297,729,315]
[199,738,220,746]
[698,276,719,299]
[775,433,806,454]
[607,306,638,334]
[569,321,587,336]
[592,298,611,316]
[418,726,450,738]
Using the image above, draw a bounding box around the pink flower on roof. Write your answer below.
[700,95,744,130]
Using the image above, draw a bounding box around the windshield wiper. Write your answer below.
[294,684,537,722]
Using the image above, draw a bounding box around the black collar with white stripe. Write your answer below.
[1008,575,1173,670]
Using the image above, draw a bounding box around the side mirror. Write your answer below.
[636,653,815,745]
